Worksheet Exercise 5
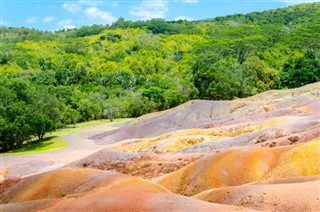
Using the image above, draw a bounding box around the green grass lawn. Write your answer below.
[1,118,133,155]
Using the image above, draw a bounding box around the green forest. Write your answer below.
[0,3,319,152]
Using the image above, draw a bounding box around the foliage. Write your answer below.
[0,3,319,151]
[280,53,320,88]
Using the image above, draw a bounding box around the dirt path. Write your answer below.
[0,121,128,180]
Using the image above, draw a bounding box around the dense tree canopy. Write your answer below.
[0,3,319,152]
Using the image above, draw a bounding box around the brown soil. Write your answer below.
[67,148,201,179]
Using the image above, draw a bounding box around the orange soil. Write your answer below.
[1,169,258,212]
[155,141,320,196]
[1,168,107,203]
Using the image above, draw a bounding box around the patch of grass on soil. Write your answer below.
[1,118,133,155]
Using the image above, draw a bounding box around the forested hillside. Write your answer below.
[0,3,319,151]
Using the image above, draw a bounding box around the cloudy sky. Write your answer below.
[1,0,318,31]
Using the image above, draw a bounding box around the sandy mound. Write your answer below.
[183,115,320,152]
[249,175,320,185]
[194,178,320,212]
[66,148,201,179]
[1,199,60,212]
[42,179,254,212]
[90,100,233,144]
[155,147,286,196]
[96,83,320,154]
[91,82,320,146]
[1,169,257,212]
[155,141,320,196]
[112,128,227,153]
[1,168,119,203]
[112,114,320,153]
[266,139,320,178]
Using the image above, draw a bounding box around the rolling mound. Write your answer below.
[89,82,320,156]
[112,128,227,153]
[155,140,320,196]
[1,168,117,203]
[111,114,320,153]
[266,140,320,178]
[194,177,320,211]
[91,82,320,147]
[90,100,232,144]
[1,169,256,211]
[66,148,201,179]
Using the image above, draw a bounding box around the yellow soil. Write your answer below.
[163,135,224,152]
[0,169,9,182]
[266,140,320,178]
[112,128,229,153]
[225,117,287,137]
[112,117,288,153]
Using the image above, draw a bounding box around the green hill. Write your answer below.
[0,3,319,152]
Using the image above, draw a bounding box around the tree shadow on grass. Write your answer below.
[9,136,57,153]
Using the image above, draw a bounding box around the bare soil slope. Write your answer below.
[194,177,320,212]
[1,169,257,212]
[66,148,200,179]
[155,140,320,196]
[91,83,320,148]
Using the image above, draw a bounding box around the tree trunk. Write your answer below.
[16,139,23,149]
[38,133,44,141]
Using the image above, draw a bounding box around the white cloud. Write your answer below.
[57,19,73,27]
[63,25,76,30]
[26,17,39,23]
[56,19,76,30]
[43,17,54,22]
[183,0,198,4]
[85,7,116,24]
[174,16,193,21]
[130,0,168,20]
[62,3,81,13]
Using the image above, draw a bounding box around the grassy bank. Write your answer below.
[1,118,133,155]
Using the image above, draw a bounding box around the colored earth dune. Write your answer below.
[1,82,320,211]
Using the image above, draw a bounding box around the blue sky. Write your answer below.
[1,0,318,31]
